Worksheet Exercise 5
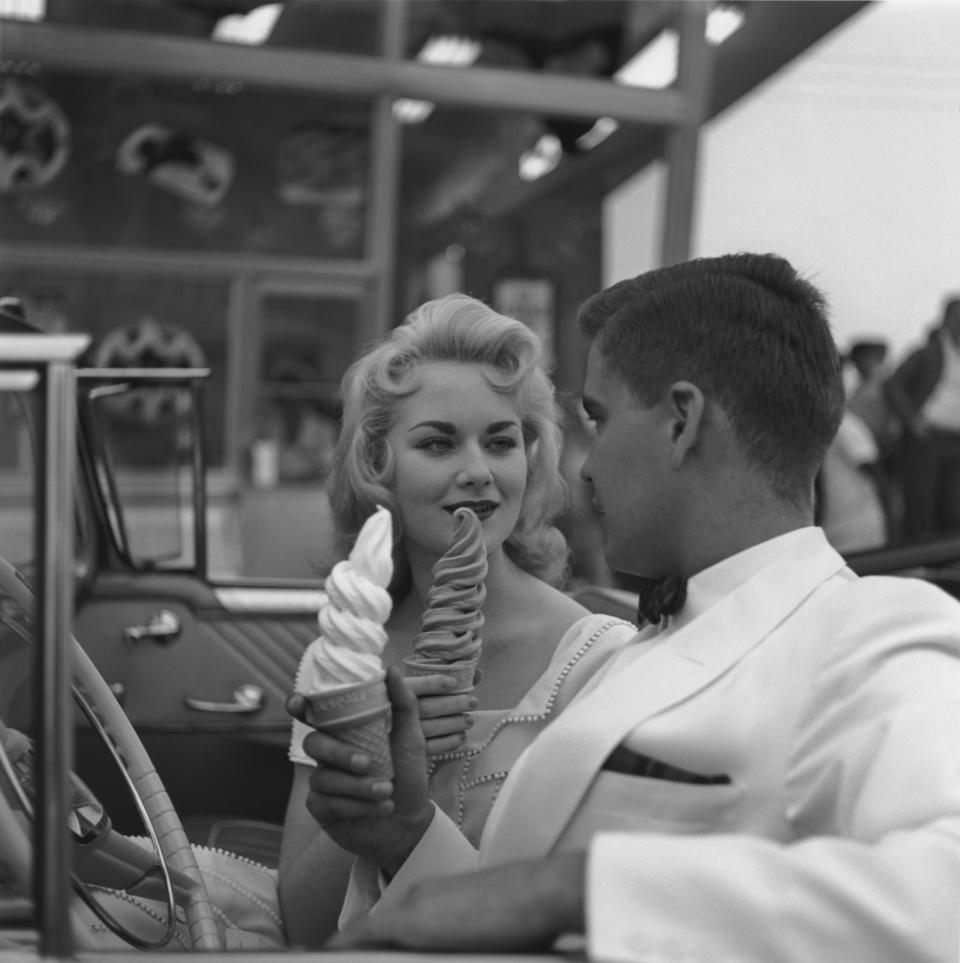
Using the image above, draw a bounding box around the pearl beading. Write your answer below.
[428,617,632,830]
[86,884,193,949]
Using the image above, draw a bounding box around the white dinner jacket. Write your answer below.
[480,527,847,862]
[344,529,960,962]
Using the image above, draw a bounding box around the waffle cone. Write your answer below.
[301,673,393,779]
[333,713,392,779]
[402,656,479,694]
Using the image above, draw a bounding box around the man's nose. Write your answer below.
[579,451,593,483]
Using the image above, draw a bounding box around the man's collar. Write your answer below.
[664,527,822,633]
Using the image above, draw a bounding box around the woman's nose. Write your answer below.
[456,447,493,486]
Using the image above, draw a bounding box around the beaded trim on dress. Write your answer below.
[427,616,634,830]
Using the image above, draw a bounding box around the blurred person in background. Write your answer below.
[884,296,960,541]
[845,339,897,453]
[818,339,895,551]
[817,410,888,552]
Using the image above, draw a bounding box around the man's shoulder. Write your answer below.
[796,575,960,711]
[828,569,957,608]
[807,570,960,644]
[846,568,954,596]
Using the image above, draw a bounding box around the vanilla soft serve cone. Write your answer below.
[404,506,487,693]
[299,505,394,778]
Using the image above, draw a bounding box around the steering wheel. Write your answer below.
[0,556,223,950]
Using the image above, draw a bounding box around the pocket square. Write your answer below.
[603,745,731,785]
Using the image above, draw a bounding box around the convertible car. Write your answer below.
[1,309,959,957]
[0,312,322,955]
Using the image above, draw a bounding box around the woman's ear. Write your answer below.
[666,381,705,469]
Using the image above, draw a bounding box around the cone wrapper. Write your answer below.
[402,656,479,694]
[301,672,393,779]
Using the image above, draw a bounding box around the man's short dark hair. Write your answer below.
[578,252,845,505]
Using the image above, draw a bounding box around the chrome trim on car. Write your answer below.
[212,587,325,614]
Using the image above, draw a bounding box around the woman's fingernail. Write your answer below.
[351,753,370,770]
[464,714,474,728]
[468,697,479,709]
[371,781,392,797]
[442,676,457,690]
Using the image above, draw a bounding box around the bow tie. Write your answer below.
[635,576,687,627]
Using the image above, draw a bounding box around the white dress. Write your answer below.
[288,612,638,846]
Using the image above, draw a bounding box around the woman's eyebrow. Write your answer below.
[408,420,456,434]
[408,419,521,434]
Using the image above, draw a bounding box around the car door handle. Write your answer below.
[123,609,181,644]
[183,684,265,715]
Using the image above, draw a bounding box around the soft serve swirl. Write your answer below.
[414,507,487,665]
[313,505,393,686]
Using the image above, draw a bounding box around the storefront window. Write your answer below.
[0,271,229,468]
[252,290,358,487]
[0,72,370,260]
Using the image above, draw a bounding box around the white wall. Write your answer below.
[604,0,960,364]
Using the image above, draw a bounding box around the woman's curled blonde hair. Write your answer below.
[329,293,570,593]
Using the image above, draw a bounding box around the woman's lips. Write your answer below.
[446,502,496,521]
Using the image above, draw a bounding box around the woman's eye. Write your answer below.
[488,435,519,452]
[417,437,454,453]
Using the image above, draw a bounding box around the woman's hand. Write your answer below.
[294,667,435,877]
[403,674,477,755]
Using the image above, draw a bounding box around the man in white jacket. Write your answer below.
[297,253,960,963]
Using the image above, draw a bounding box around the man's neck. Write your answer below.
[681,500,813,579]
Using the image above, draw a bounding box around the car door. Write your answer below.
[71,371,324,851]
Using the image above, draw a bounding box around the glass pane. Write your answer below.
[90,383,197,570]
[256,292,355,486]
[0,387,36,571]
[0,270,229,468]
[0,71,370,259]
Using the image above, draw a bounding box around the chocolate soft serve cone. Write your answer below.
[404,506,487,693]
[299,505,394,778]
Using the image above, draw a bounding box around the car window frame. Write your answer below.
[76,369,211,578]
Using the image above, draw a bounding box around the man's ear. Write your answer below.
[666,381,705,469]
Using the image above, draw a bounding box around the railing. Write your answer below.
[1,333,89,955]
